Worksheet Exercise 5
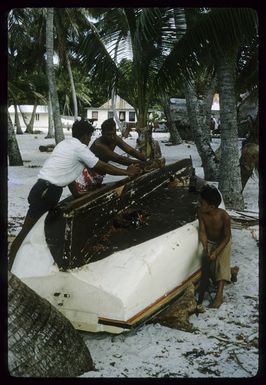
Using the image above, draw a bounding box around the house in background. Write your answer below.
[8,105,49,130]
[86,95,163,129]
[9,96,163,132]
[86,96,137,129]
[8,105,74,130]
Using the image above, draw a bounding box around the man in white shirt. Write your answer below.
[9,119,140,270]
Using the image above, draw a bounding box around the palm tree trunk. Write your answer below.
[13,102,23,134]
[46,8,64,144]
[8,272,94,377]
[184,80,219,180]
[111,41,123,133]
[66,53,78,120]
[8,113,23,166]
[160,94,182,144]
[25,101,37,134]
[18,105,29,128]
[203,76,217,143]
[111,90,122,133]
[216,49,244,210]
[135,65,148,129]
[45,92,55,138]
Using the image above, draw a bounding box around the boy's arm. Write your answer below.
[116,136,147,161]
[93,142,141,166]
[92,159,140,177]
[210,211,231,260]
[198,210,208,251]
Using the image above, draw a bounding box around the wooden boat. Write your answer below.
[11,159,223,334]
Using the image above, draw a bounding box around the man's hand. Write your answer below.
[127,163,141,177]
[208,250,217,261]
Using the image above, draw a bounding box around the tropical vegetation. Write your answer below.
[8,7,258,209]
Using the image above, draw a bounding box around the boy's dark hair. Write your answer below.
[72,119,94,139]
[101,118,116,133]
[200,185,221,207]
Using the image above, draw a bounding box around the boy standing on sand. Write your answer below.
[197,185,238,308]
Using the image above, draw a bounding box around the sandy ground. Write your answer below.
[8,130,259,378]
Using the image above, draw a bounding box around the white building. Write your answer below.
[8,97,164,132]
[8,105,49,130]
[86,95,163,129]
[8,105,74,130]
[86,96,137,129]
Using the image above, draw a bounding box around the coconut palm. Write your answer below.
[235,36,258,142]
[46,8,64,144]
[8,271,94,377]
[76,8,187,130]
[8,114,23,166]
[56,65,93,117]
[47,92,55,138]
[182,68,220,181]
[54,8,89,120]
[8,8,90,140]
[13,103,23,134]
[155,8,220,180]
[8,9,48,134]
[156,8,258,209]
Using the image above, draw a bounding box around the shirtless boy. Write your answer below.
[70,118,147,196]
[90,118,147,165]
[197,185,239,308]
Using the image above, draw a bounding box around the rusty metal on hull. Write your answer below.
[44,159,193,270]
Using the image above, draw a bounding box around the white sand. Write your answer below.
[8,130,259,377]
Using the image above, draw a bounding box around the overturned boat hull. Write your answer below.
[11,159,220,333]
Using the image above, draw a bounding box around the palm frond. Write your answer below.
[76,19,122,92]
[156,8,258,88]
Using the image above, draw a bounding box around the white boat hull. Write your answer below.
[12,214,203,334]
[11,158,224,334]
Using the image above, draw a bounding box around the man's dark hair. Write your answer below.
[72,119,94,139]
[101,118,116,133]
[200,185,221,207]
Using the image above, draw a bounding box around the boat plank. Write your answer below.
[44,159,194,269]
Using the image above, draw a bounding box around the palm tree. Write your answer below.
[47,8,95,130]
[54,8,85,120]
[182,70,219,180]
[156,8,258,209]
[8,272,94,376]
[9,8,89,141]
[13,102,23,134]
[56,65,92,118]
[157,8,220,180]
[8,9,49,135]
[46,91,55,138]
[8,114,23,166]
[158,93,183,144]
[235,36,258,143]
[76,8,188,130]
[45,8,64,144]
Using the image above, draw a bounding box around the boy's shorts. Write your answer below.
[208,239,231,283]
[27,179,63,219]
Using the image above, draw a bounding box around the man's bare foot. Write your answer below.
[231,266,239,283]
[208,298,223,308]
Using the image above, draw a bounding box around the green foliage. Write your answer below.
[8,7,258,123]
[157,8,258,89]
